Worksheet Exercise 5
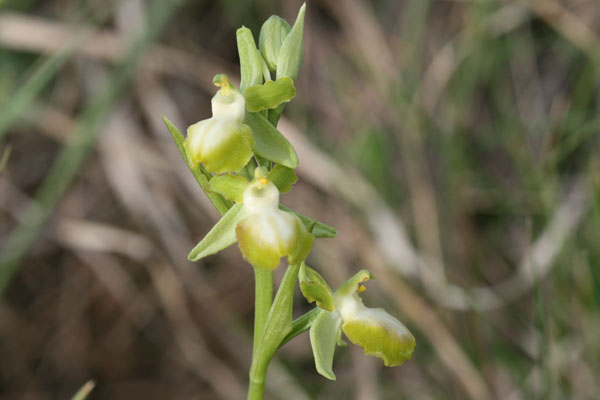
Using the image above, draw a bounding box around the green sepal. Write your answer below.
[309,309,342,380]
[243,77,296,112]
[280,204,337,238]
[237,26,264,91]
[276,3,306,81]
[267,165,297,193]
[207,174,249,203]
[336,269,374,297]
[188,203,247,261]
[299,263,335,311]
[244,111,298,169]
[259,15,291,73]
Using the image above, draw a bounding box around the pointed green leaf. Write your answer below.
[207,174,249,203]
[299,263,335,311]
[268,4,306,125]
[243,77,296,112]
[280,204,337,238]
[276,3,306,81]
[244,111,298,169]
[268,165,297,193]
[237,27,264,91]
[163,115,190,166]
[188,203,247,261]
[309,309,342,380]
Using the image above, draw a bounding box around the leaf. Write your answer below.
[207,174,249,203]
[276,3,306,81]
[280,204,337,238]
[268,4,306,125]
[237,27,264,91]
[188,203,247,261]
[309,309,342,380]
[162,115,190,165]
[243,77,296,112]
[244,111,298,169]
[299,263,335,311]
[267,165,297,193]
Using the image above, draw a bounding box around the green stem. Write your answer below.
[248,263,301,400]
[252,266,273,355]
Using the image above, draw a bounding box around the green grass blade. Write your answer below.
[0,0,183,293]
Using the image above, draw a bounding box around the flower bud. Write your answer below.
[236,176,314,270]
[259,16,291,74]
[185,82,254,174]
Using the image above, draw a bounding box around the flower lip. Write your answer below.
[335,270,416,367]
[235,173,315,270]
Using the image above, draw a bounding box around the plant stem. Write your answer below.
[248,263,301,400]
[252,266,273,355]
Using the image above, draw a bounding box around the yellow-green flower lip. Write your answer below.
[336,270,416,367]
[236,175,314,270]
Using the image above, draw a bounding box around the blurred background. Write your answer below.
[1,0,599,399]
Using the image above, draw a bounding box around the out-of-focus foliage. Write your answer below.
[0,0,599,399]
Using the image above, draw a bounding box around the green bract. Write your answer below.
[237,27,264,90]
[236,174,314,270]
[184,77,254,174]
[276,3,306,81]
[259,15,291,73]
[309,270,416,380]
[244,111,298,169]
